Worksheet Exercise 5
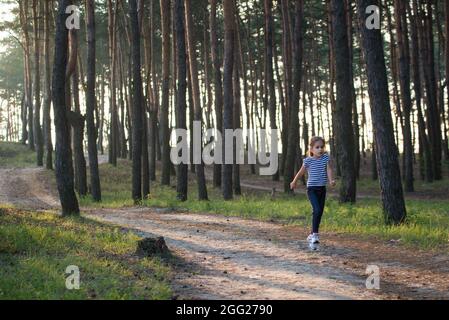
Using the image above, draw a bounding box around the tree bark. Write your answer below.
[421,1,442,180]
[148,0,157,181]
[43,0,53,170]
[222,0,235,200]
[174,0,188,201]
[410,0,432,182]
[345,0,360,180]
[140,0,150,198]
[210,0,223,188]
[19,0,34,151]
[98,71,105,155]
[32,0,43,166]
[185,0,208,200]
[129,0,144,203]
[264,0,279,182]
[393,0,414,192]
[280,0,292,182]
[445,0,449,166]
[85,0,102,201]
[52,0,79,216]
[332,0,357,202]
[357,0,406,224]
[107,0,119,166]
[284,0,304,193]
[233,21,241,196]
[160,0,171,186]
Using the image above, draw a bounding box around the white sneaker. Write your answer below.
[307,233,320,244]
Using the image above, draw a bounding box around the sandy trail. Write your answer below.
[1,166,448,300]
[0,167,59,210]
[85,207,382,300]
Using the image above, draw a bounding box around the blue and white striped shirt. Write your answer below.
[303,153,330,187]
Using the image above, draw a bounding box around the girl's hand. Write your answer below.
[330,179,336,187]
[290,180,298,190]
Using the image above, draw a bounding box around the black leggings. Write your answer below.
[307,186,327,234]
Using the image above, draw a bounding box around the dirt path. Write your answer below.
[1,167,448,300]
[0,167,59,210]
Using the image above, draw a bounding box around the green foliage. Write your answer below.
[0,207,172,300]
[0,41,23,93]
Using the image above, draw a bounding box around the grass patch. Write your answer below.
[356,175,449,196]
[79,159,449,250]
[0,207,172,300]
[0,142,36,168]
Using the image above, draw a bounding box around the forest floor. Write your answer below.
[0,207,173,299]
[1,145,449,299]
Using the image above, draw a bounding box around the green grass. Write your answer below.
[0,206,173,300]
[79,160,449,250]
[356,174,449,196]
[0,142,37,168]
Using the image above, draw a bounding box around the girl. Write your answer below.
[290,137,335,244]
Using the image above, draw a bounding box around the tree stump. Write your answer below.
[136,237,169,257]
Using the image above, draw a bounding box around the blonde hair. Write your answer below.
[308,136,326,157]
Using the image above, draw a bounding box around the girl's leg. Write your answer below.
[307,188,322,234]
[314,187,327,233]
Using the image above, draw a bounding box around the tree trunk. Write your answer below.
[233,24,241,196]
[371,141,378,180]
[345,0,360,180]
[32,0,43,166]
[174,0,188,201]
[357,0,406,224]
[210,0,223,188]
[187,61,195,174]
[394,0,414,192]
[43,0,53,170]
[160,0,171,186]
[98,72,105,155]
[284,0,304,193]
[107,0,119,166]
[19,0,34,151]
[222,0,235,200]
[20,92,27,145]
[70,44,87,197]
[70,108,87,197]
[421,1,442,180]
[141,106,150,198]
[274,46,285,176]
[445,0,449,165]
[332,0,356,202]
[280,0,292,184]
[117,40,127,159]
[410,0,432,182]
[327,0,340,177]
[185,0,208,201]
[85,0,101,201]
[149,0,159,179]
[129,0,144,203]
[264,0,279,182]
[52,0,79,216]
[141,0,151,199]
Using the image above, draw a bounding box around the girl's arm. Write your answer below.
[290,164,306,189]
[327,162,336,187]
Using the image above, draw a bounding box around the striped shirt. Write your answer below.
[303,153,330,187]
